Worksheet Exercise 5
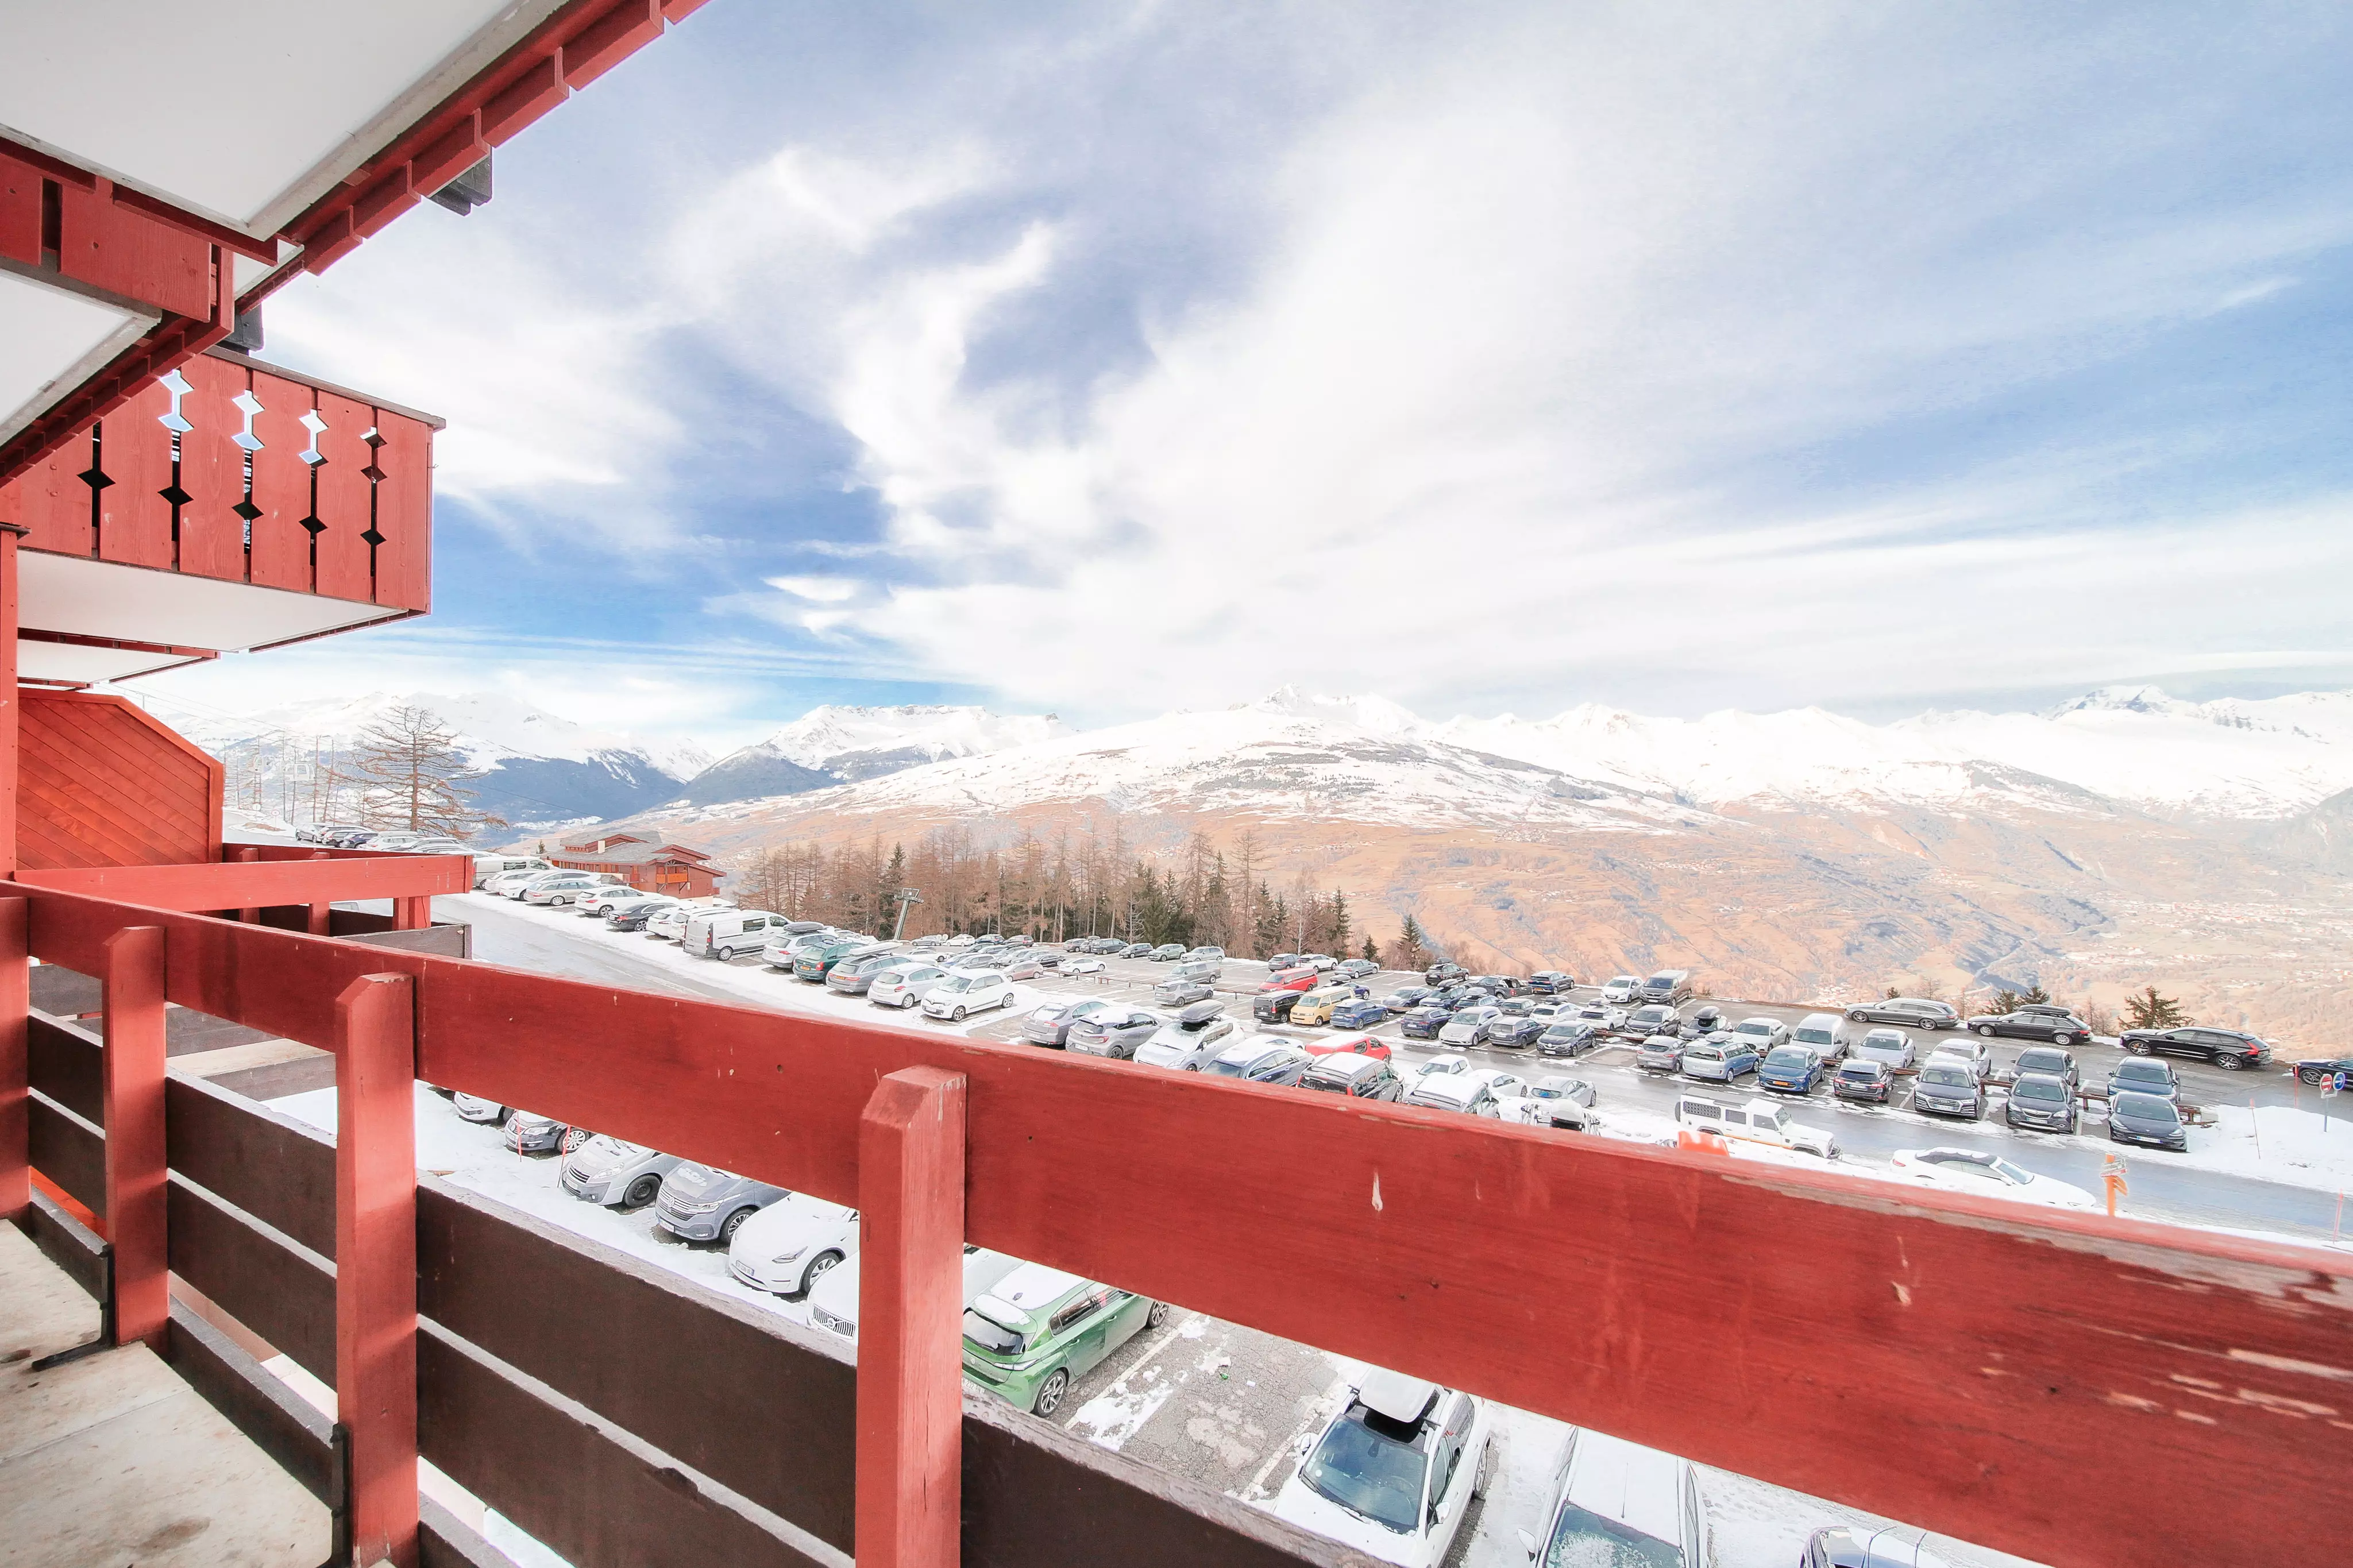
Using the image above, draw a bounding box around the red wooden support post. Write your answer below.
[309,849,333,934]
[0,897,26,1222]
[394,894,430,931]
[336,973,419,1568]
[855,1066,968,1568]
[102,925,169,1347]
[236,844,261,922]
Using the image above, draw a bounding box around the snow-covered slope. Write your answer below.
[758,704,1070,781]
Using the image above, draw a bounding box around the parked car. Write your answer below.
[1183,945,1226,963]
[1831,1058,1893,1104]
[1600,975,1644,1006]
[1849,1028,1917,1069]
[1534,1021,1605,1059]
[1727,1015,1789,1053]
[1911,1059,1986,1120]
[921,971,1016,1022]
[1253,989,1305,1024]
[1673,1093,1837,1158]
[2118,1024,2271,1071]
[1525,970,1575,995]
[1424,962,1469,984]
[1260,967,1321,994]
[688,909,785,959]
[1290,984,1359,1028]
[1135,1001,1239,1069]
[1637,970,1695,1007]
[1267,952,1303,972]
[1299,1053,1404,1099]
[653,1164,786,1243]
[962,1265,1168,1416]
[1023,997,1113,1046]
[1675,1004,1729,1040]
[827,952,913,995]
[1530,1427,1711,1568]
[2009,1045,2080,1088]
[1480,1014,1545,1050]
[2292,1052,2353,1087]
[1634,1034,1685,1072]
[1119,942,1152,959]
[727,1191,859,1296]
[1147,943,1185,961]
[1274,1371,1491,1568]
[794,937,881,981]
[603,894,679,931]
[1846,997,1961,1030]
[1527,1075,1597,1109]
[1061,955,1106,976]
[1569,1003,1628,1036]
[1066,1006,1164,1059]
[1204,1037,1316,1086]
[807,1245,1021,1346]
[2002,1072,2080,1134]
[2108,1090,2189,1152]
[1382,986,1433,1013]
[1438,1006,1502,1048]
[1804,1526,1954,1568]
[483,867,554,897]
[1153,976,1216,1007]
[1791,1012,1844,1059]
[560,1136,681,1208]
[1927,1038,1994,1080]
[1405,1073,1504,1117]
[869,963,953,1010]
[999,953,1047,980]
[472,853,549,887]
[451,1092,510,1125]
[523,872,613,906]
[1299,953,1339,973]
[1892,1149,2097,1210]
[2105,1057,2182,1103]
[1337,958,1380,980]
[1329,997,1391,1030]
[1757,1044,1826,1095]
[573,884,645,917]
[1679,1035,1760,1082]
[1168,957,1222,984]
[1623,1003,1680,1038]
[502,1111,583,1155]
[1399,1007,1451,1041]
[1972,1009,2093,1046]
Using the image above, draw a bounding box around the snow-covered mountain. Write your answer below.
[680,704,1069,806]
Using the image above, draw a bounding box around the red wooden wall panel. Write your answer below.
[17,691,222,870]
[178,354,250,581]
[95,381,175,569]
[312,392,375,602]
[0,443,94,554]
[0,153,40,264]
[370,410,433,611]
[246,370,317,592]
[53,181,212,320]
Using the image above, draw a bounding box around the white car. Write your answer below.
[1924,1039,1994,1080]
[807,1245,1021,1346]
[576,885,650,917]
[1301,953,1340,972]
[1891,1148,2097,1210]
[1729,1015,1790,1053]
[1571,1003,1626,1033]
[1673,1093,1839,1158]
[1274,1370,1491,1568]
[450,1091,508,1124]
[1850,1028,1917,1069]
[481,867,551,897]
[645,905,695,942]
[524,872,617,906]
[1437,1006,1502,1047]
[1403,1073,1505,1116]
[1062,956,1105,975]
[1133,1005,1239,1070]
[1600,975,1644,1006]
[922,971,1015,1022]
[1526,1426,1712,1568]
[869,963,954,1010]
[1410,1053,1473,1084]
[727,1191,858,1296]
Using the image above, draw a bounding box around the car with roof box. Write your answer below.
[1299,1052,1403,1099]
[1528,1426,1711,1568]
[1205,1037,1316,1086]
[1679,1034,1760,1082]
[962,1264,1168,1416]
[1134,1001,1239,1069]
[1675,1003,1729,1040]
[1273,1370,1491,1568]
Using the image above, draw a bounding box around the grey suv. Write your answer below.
[654,1164,786,1243]
[1065,1007,1163,1059]
[1023,998,1112,1048]
[562,1137,682,1208]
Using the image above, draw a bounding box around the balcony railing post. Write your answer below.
[102,924,169,1349]
[309,849,333,933]
[855,1065,969,1568]
[335,972,419,1568]
[236,844,261,922]
[0,895,26,1222]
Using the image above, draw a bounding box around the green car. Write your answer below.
[793,939,867,983]
[961,1264,1169,1416]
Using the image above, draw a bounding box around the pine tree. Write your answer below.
[1385,914,1429,971]
[2123,986,2187,1030]
[1360,934,1380,962]
[353,705,503,837]
[1329,889,1351,958]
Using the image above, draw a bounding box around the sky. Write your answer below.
[138,0,2353,749]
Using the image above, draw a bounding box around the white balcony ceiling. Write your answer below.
[0,275,152,446]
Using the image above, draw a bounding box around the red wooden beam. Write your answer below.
[11,886,2350,1568]
[15,854,471,910]
[101,925,168,1348]
[0,897,26,1222]
[336,972,421,1568]
[855,1067,967,1568]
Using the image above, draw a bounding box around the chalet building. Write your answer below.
[549,832,722,897]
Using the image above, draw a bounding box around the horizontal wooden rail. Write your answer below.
[17,855,471,910]
[16,887,2351,1568]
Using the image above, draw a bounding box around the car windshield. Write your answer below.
[1299,1407,1428,1535]
[2018,1052,2063,1072]
[1206,1055,1263,1077]
[2015,1078,2066,1101]
[1733,1022,1771,1037]
[1991,1160,2032,1185]
[1921,1067,1970,1088]
[2116,1092,2180,1125]
[935,975,974,993]
[2117,1063,2167,1084]
[1764,1048,1808,1069]
[1796,1028,1834,1045]
[961,1308,1026,1355]
[1838,1064,1880,1080]
[1686,1045,1721,1061]
[1543,1500,1684,1567]
[1301,1072,1352,1094]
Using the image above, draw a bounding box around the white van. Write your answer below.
[685,909,784,959]
[1673,1093,1838,1158]
[1791,1013,1844,1058]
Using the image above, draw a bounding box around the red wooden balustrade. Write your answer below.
[337,974,422,1568]
[6,881,2349,1568]
[15,851,469,920]
[101,925,168,1348]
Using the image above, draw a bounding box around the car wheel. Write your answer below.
[2126,1038,2151,1055]
[1976,1025,1995,1038]
[901,993,919,1009]
[804,1250,843,1291]
[1031,1368,1071,1417]
[2298,1066,2326,1085]
[952,1006,967,1022]
[1846,1009,1867,1022]
[623,1174,661,1207]
[719,1207,755,1242]
[1147,1299,1172,1330]
[2214,1052,2244,1071]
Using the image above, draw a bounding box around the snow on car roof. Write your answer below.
[1561,1427,1684,1547]
[1358,1369,1440,1425]
[981,1262,1086,1318]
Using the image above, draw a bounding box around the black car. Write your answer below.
[1252,990,1302,1024]
[1831,1059,1891,1103]
[1480,1015,1545,1049]
[2118,1025,2270,1072]
[1525,970,1575,995]
[1970,1010,2091,1047]
[2009,1045,2080,1089]
[1472,974,1526,996]
[1425,963,1469,984]
[2108,1090,2188,1151]
[2293,1054,2353,1087]
[1381,986,1433,1013]
[605,903,668,932]
[2004,1072,2078,1133]
[1537,1022,1603,1058]
[1399,1007,1452,1041]
[1676,1005,1728,1041]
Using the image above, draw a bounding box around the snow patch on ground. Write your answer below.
[2138,1098,2353,1195]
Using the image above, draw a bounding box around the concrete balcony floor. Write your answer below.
[0,1222,327,1568]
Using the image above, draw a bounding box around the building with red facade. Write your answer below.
[549,832,722,897]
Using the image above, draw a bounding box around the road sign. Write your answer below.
[2100,1152,2129,1216]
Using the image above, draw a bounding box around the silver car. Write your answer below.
[826,952,912,995]
[1438,1006,1502,1048]
[869,963,952,1010]
[1133,1002,1239,1070]
[1066,1007,1163,1060]
[1153,977,1215,1007]
[653,1164,786,1243]
[1850,1028,1917,1069]
[561,1136,681,1208]
[1728,1015,1789,1053]
[1023,997,1113,1046]
[1846,997,1961,1030]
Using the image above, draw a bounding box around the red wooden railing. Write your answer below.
[2,882,2347,1568]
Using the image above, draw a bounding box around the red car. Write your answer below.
[1258,967,1321,994]
[1302,1032,1391,1061]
